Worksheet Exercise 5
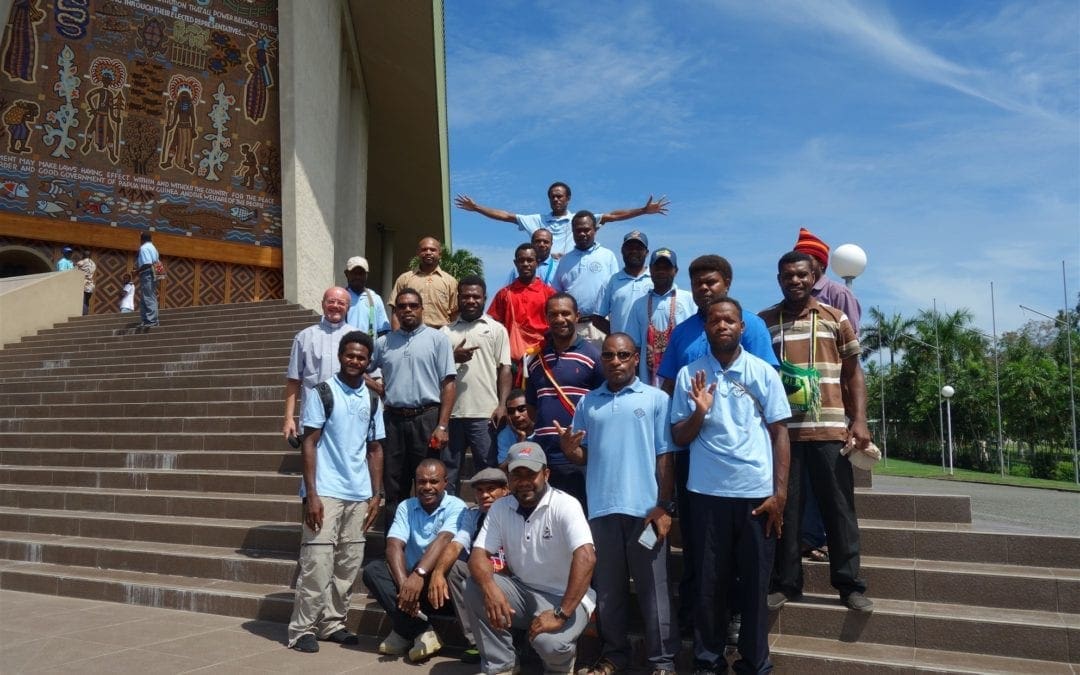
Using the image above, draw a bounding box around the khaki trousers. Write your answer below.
[287,496,369,646]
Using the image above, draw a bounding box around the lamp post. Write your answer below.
[941,385,955,476]
[832,244,867,289]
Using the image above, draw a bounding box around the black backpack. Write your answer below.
[313,380,379,440]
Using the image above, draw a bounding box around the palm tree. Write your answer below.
[408,246,484,281]
[860,307,916,372]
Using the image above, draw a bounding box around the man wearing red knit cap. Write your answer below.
[793,228,863,335]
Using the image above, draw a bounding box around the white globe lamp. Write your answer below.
[832,244,867,288]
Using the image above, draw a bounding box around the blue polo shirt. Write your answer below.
[496,425,535,465]
[346,288,390,337]
[657,309,779,382]
[552,243,619,316]
[374,324,456,408]
[137,241,159,267]
[515,212,574,255]
[598,268,652,334]
[572,378,673,519]
[299,375,386,502]
[670,350,791,498]
[388,494,467,570]
[57,258,74,271]
[525,338,604,469]
[625,286,696,383]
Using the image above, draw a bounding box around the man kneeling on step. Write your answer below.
[361,459,466,662]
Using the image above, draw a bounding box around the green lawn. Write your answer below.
[874,457,1080,492]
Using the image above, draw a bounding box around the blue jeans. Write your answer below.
[138,269,158,325]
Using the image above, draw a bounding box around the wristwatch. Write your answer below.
[414,566,429,578]
[657,499,677,516]
[552,606,569,621]
[437,425,448,431]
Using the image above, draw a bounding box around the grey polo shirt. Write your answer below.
[286,317,356,406]
[374,324,456,408]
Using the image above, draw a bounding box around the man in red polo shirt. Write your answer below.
[488,242,556,368]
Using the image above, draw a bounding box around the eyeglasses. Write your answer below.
[600,350,636,362]
[396,302,421,310]
[508,404,529,413]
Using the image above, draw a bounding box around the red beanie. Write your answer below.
[794,228,829,267]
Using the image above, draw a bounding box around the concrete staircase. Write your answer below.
[1,301,1077,672]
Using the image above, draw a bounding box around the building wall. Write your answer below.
[278,0,369,311]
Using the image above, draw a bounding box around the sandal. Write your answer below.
[802,546,829,563]
[577,657,619,675]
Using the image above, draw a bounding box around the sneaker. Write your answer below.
[324,628,359,645]
[843,591,874,612]
[290,634,319,653]
[461,645,481,664]
[408,629,443,662]
[378,630,410,656]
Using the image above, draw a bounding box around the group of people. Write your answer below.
[281,182,872,675]
[54,231,160,325]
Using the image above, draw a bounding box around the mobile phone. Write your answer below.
[637,522,659,550]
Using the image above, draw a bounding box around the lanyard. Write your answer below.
[779,308,816,369]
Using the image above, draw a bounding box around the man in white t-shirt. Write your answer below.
[464,443,596,675]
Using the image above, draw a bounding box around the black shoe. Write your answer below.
[291,634,319,652]
[767,591,789,611]
[843,591,874,612]
[726,612,741,646]
[325,628,359,645]
[461,646,481,664]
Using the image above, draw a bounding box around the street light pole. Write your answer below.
[990,283,1005,477]
[942,385,955,476]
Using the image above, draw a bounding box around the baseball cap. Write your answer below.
[623,230,649,248]
[506,442,546,472]
[62,246,73,255]
[649,248,678,267]
[467,467,508,485]
[345,256,369,272]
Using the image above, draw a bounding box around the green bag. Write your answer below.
[780,359,821,421]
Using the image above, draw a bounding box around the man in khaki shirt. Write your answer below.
[440,275,512,493]
[391,237,458,329]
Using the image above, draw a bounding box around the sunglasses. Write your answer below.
[508,404,529,413]
[600,350,636,362]
[396,302,421,310]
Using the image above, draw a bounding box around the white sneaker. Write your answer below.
[407,629,443,662]
[377,630,410,655]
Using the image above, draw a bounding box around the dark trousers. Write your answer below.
[801,465,827,550]
[548,465,587,513]
[446,418,496,495]
[772,440,866,598]
[675,450,696,624]
[82,290,92,316]
[691,493,775,674]
[361,559,434,640]
[382,407,439,531]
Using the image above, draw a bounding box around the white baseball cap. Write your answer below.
[345,256,369,272]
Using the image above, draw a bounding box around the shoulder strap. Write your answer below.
[368,388,378,439]
[315,381,333,427]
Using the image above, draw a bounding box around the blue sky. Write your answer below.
[444,0,1079,334]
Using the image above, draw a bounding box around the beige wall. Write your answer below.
[0,271,84,347]
[278,0,370,311]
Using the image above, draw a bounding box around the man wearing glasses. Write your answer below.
[555,333,679,675]
[373,289,457,529]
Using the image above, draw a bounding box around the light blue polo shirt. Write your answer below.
[57,258,74,271]
[657,309,779,382]
[496,425,535,465]
[598,268,652,334]
[346,288,390,337]
[299,375,386,502]
[374,324,456,408]
[515,212,574,255]
[552,243,619,316]
[670,350,791,499]
[572,378,673,519]
[388,494,467,570]
[625,286,696,382]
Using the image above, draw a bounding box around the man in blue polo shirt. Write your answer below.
[343,256,390,338]
[552,211,618,348]
[287,331,385,653]
[557,332,679,675]
[671,297,791,674]
[525,293,604,506]
[455,182,670,256]
[596,230,653,335]
[625,248,695,386]
[361,458,466,663]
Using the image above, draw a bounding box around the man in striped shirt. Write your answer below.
[524,293,604,508]
[759,251,874,613]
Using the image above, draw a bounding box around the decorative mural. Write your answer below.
[0,0,281,249]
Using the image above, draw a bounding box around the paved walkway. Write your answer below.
[872,473,1080,537]
[0,590,476,675]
